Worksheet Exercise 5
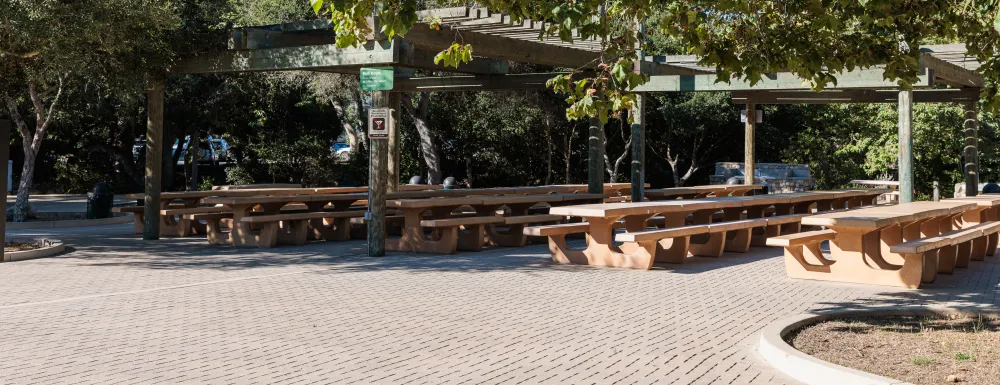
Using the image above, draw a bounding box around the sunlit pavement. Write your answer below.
[1,223,998,384]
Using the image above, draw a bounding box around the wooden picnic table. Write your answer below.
[795,201,977,287]
[539,192,837,269]
[644,184,762,200]
[386,193,604,254]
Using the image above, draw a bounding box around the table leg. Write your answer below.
[689,209,724,257]
[483,203,528,247]
[305,201,353,242]
[748,206,769,247]
[386,207,459,254]
[549,217,657,269]
[817,227,925,288]
[723,207,751,253]
[159,199,198,237]
[231,203,281,248]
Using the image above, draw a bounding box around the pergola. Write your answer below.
[142,7,985,256]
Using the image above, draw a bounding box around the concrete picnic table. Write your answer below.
[125,186,445,236]
[644,184,762,200]
[541,193,838,268]
[386,193,604,254]
[796,201,977,287]
[946,194,1000,258]
[201,193,368,247]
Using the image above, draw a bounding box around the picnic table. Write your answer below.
[528,193,839,269]
[644,184,762,200]
[778,201,980,288]
[200,193,369,247]
[946,194,1000,258]
[386,193,604,254]
[123,185,444,236]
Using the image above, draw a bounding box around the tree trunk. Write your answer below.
[188,131,200,191]
[401,92,443,184]
[353,90,368,151]
[3,80,63,222]
[465,157,473,188]
[564,125,575,184]
[332,99,360,154]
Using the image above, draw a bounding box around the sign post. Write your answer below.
[367,102,392,257]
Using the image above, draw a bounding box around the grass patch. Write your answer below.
[910,357,935,366]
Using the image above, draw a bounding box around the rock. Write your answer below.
[946,374,965,382]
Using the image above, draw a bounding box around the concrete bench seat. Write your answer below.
[502,214,564,225]
[232,211,365,247]
[615,218,770,260]
[182,212,234,245]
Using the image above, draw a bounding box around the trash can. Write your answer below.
[86,182,113,219]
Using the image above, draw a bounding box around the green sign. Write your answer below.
[360,67,394,91]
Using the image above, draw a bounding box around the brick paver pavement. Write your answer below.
[1,224,998,384]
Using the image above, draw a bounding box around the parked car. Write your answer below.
[332,142,352,161]
[133,135,232,166]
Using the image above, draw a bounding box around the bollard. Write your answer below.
[933,181,940,201]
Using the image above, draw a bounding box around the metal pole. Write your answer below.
[898,90,914,203]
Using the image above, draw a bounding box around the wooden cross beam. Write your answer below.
[637,69,933,92]
[731,88,980,104]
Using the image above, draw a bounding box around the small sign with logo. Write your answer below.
[368,108,391,139]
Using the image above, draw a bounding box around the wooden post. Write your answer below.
[387,92,401,192]
[588,116,605,194]
[368,91,389,257]
[144,75,165,239]
[0,120,9,261]
[744,102,756,186]
[964,101,979,196]
[630,94,645,202]
[898,89,914,203]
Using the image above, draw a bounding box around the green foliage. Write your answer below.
[434,43,474,68]
[317,1,1000,119]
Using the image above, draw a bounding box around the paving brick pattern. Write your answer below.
[1,224,999,384]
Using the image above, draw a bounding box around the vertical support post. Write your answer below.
[387,92,401,193]
[964,101,979,196]
[0,120,9,261]
[898,89,914,203]
[368,91,389,257]
[744,102,756,186]
[588,116,605,194]
[144,75,165,240]
[630,94,645,202]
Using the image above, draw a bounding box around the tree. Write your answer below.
[313,1,1000,118]
[401,92,444,184]
[648,92,739,187]
[0,0,175,220]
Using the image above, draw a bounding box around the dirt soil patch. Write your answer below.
[4,241,42,252]
[788,315,1000,385]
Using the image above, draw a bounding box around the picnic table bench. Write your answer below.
[199,193,368,247]
[526,193,839,269]
[644,184,762,200]
[769,201,983,288]
[386,193,603,254]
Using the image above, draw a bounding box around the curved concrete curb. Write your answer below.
[759,306,996,385]
[4,239,66,262]
[6,215,132,230]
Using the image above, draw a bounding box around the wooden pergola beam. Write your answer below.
[391,73,577,92]
[731,88,980,104]
[170,41,397,75]
[637,69,933,92]
[920,52,984,88]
